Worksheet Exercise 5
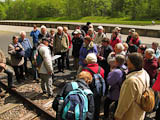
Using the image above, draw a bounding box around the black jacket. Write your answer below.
[52,79,95,120]
[72,36,84,58]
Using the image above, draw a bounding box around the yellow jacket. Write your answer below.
[114,69,150,120]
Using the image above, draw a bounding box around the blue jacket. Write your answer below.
[19,38,32,57]
[155,48,160,59]
[30,30,40,44]
[79,42,98,67]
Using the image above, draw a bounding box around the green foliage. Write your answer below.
[0,0,160,21]
[0,4,6,20]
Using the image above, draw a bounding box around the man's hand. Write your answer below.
[0,63,6,69]
[15,47,20,51]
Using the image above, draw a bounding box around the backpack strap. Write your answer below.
[71,82,79,90]
[83,67,96,74]
[97,66,101,74]
[83,66,102,74]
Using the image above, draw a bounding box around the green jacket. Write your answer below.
[54,32,69,53]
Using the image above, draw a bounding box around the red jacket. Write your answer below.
[152,72,160,91]
[82,63,104,78]
[144,57,158,80]
[110,37,121,49]
[66,33,72,48]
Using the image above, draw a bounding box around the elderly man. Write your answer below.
[9,36,25,83]
[114,53,150,120]
[53,26,69,72]
[38,38,53,97]
[144,48,158,86]
[19,31,32,76]
[94,26,106,45]
[72,29,84,70]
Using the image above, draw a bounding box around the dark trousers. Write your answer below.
[66,50,70,68]
[13,65,24,82]
[56,52,66,71]
[104,97,118,119]
[24,56,32,75]
[0,69,13,87]
[156,103,160,120]
[94,95,101,120]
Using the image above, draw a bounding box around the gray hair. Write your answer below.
[115,54,125,65]
[115,43,124,51]
[41,25,46,29]
[19,31,26,36]
[145,48,155,56]
[57,26,63,31]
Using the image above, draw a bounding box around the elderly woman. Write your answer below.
[128,32,141,53]
[52,71,94,120]
[114,53,150,120]
[8,36,25,83]
[110,29,121,49]
[144,48,158,86]
[152,42,160,59]
[107,43,125,70]
[78,35,98,74]
[82,53,104,120]
[38,25,50,40]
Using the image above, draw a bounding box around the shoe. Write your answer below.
[43,91,47,94]
[48,94,54,98]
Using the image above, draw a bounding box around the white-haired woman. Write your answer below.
[38,25,50,40]
[144,48,158,86]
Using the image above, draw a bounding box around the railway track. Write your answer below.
[0,79,56,120]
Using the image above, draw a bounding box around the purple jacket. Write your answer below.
[107,65,127,101]
[79,43,98,67]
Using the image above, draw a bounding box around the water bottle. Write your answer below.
[56,97,64,120]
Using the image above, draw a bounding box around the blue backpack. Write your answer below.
[84,66,106,96]
[61,82,93,120]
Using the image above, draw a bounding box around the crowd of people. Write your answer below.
[0,22,160,120]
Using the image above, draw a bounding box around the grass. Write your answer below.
[31,16,160,26]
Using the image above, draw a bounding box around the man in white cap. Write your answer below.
[94,26,106,45]
[53,26,69,72]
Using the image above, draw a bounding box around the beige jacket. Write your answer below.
[0,49,6,72]
[38,44,53,74]
[8,43,24,66]
[94,32,106,44]
[114,69,150,120]
[53,32,69,53]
